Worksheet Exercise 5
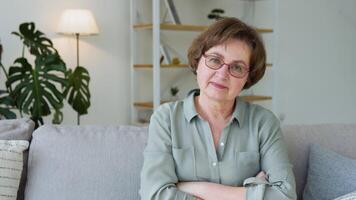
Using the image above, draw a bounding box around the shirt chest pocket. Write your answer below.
[237,151,261,180]
[172,147,197,181]
[219,151,260,186]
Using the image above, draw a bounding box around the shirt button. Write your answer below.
[212,162,217,167]
[220,142,224,146]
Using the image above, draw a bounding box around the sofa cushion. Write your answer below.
[25,124,148,200]
[0,140,29,200]
[0,118,34,200]
[0,118,34,140]
[303,144,356,200]
[282,124,356,199]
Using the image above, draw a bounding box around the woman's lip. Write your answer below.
[210,82,228,89]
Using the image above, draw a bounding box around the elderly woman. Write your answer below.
[140,17,296,200]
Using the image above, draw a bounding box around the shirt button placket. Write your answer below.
[211,161,220,183]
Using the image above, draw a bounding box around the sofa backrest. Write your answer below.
[282,124,356,199]
[25,124,148,200]
[21,123,356,200]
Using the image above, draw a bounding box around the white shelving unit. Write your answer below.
[130,0,165,125]
[130,0,276,125]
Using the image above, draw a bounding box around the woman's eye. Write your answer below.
[231,64,243,72]
[210,58,221,64]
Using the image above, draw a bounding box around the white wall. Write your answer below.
[1,0,356,125]
[276,0,356,124]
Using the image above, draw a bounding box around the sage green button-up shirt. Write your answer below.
[140,89,297,200]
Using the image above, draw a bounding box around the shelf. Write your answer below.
[134,101,170,109]
[134,95,272,109]
[133,23,206,31]
[134,63,272,69]
[134,64,189,68]
[133,23,273,33]
[133,122,150,127]
[240,95,272,102]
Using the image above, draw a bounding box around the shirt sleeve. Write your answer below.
[139,105,196,200]
[243,112,297,200]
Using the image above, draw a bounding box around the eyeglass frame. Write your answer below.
[202,54,250,78]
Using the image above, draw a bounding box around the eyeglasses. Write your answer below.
[202,54,250,78]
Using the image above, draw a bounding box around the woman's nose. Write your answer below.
[216,64,230,78]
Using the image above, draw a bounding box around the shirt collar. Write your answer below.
[232,96,247,127]
[183,89,247,127]
[183,89,199,122]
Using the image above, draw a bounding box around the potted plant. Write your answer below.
[170,86,179,101]
[0,22,91,128]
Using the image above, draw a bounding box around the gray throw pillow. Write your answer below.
[303,144,356,200]
[0,118,35,200]
[0,140,29,200]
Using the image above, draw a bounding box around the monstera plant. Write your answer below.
[0,22,91,127]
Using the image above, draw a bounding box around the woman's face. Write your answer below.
[196,39,251,102]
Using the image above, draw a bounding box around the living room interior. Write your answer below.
[1,0,356,200]
[1,0,355,126]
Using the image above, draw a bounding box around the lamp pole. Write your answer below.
[75,33,80,125]
[76,33,80,67]
[57,9,99,126]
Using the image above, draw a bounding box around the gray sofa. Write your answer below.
[1,118,356,200]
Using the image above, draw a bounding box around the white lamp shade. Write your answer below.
[57,9,99,35]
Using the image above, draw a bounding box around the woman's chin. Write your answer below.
[204,90,232,102]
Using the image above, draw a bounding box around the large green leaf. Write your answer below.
[6,55,67,123]
[0,107,16,119]
[0,90,16,119]
[12,22,57,56]
[64,66,91,115]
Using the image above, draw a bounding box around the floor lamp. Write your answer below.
[57,9,99,124]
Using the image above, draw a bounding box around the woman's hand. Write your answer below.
[177,181,246,200]
[177,182,202,196]
[177,182,205,199]
[176,173,266,200]
[256,171,268,181]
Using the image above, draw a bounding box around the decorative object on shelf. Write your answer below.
[0,22,92,128]
[57,9,99,125]
[170,86,179,101]
[137,109,153,124]
[160,43,171,64]
[207,9,226,20]
[163,0,181,24]
[171,57,181,65]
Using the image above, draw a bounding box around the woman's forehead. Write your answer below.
[206,40,251,61]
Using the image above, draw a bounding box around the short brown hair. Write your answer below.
[187,17,266,89]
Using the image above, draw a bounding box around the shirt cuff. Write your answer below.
[243,177,268,200]
[175,189,197,200]
[244,182,266,199]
